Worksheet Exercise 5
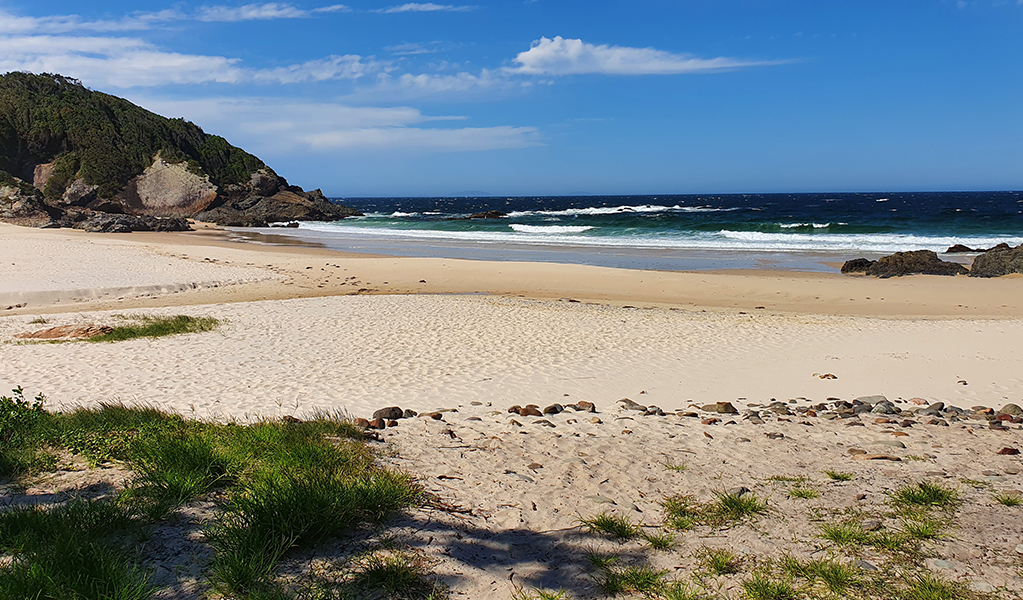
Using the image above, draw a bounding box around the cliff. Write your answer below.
[0,72,359,229]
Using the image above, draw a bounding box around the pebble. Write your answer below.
[871,439,906,449]
[420,412,443,420]
[527,462,543,470]
[861,519,881,531]
[520,406,543,417]
[574,401,596,412]
[533,419,556,427]
[470,401,483,406]
[851,454,902,462]
[589,417,602,424]
[766,432,784,440]
[932,559,955,569]
[997,447,1020,455]
[1015,544,1023,555]
[848,448,867,455]
[969,582,996,593]
[727,486,751,496]
[543,404,564,415]
[702,418,720,425]
[853,559,878,571]
[1005,466,1020,475]
[586,495,616,505]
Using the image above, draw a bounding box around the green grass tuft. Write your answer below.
[710,490,768,523]
[818,521,869,546]
[642,529,677,550]
[993,492,1023,507]
[741,572,798,600]
[824,470,854,481]
[579,512,639,540]
[781,555,859,595]
[88,315,219,342]
[900,572,970,600]
[662,459,688,473]
[662,495,702,531]
[891,481,960,509]
[512,587,568,600]
[697,547,741,576]
[789,486,819,499]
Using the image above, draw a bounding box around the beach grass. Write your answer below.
[0,391,423,599]
[579,511,639,540]
[789,486,819,499]
[740,571,799,600]
[824,470,854,481]
[891,481,960,509]
[88,314,219,342]
[993,492,1023,507]
[696,546,741,576]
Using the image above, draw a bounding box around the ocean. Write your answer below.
[244,191,1023,272]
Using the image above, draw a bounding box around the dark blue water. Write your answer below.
[251,191,1023,271]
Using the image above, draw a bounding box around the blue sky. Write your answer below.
[1,1,1021,196]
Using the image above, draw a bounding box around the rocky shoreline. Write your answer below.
[843,247,1023,278]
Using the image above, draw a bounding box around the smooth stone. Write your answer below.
[726,486,751,496]
[871,439,907,449]
[511,474,534,483]
[470,401,482,406]
[932,559,955,569]
[1015,544,1023,555]
[618,398,646,411]
[589,417,603,424]
[586,495,616,505]
[520,406,543,417]
[533,419,556,427]
[999,403,1023,416]
[969,582,995,593]
[853,559,878,571]
[861,519,882,531]
[543,404,564,415]
[855,395,887,405]
[1005,467,1021,475]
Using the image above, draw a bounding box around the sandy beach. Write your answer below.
[2,222,1022,598]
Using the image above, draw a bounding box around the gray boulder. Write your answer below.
[969,244,1023,277]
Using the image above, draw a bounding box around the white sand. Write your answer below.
[0,226,282,308]
[2,223,1022,598]
[2,295,1022,420]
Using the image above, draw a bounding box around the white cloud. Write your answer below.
[301,126,540,151]
[509,36,771,76]
[252,55,386,83]
[312,4,352,13]
[130,96,536,153]
[196,3,309,22]
[0,34,386,87]
[385,41,441,55]
[378,3,476,13]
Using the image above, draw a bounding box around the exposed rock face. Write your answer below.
[968,243,1023,277]
[0,185,61,227]
[33,162,55,191]
[62,178,99,206]
[121,157,218,217]
[195,188,359,227]
[63,211,192,233]
[840,258,873,274]
[945,243,1010,254]
[841,250,968,278]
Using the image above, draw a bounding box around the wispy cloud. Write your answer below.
[0,34,383,87]
[508,36,775,76]
[377,3,476,13]
[196,3,309,22]
[131,96,538,153]
[385,41,442,55]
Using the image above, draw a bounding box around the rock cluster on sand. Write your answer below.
[841,250,968,278]
[843,244,1023,278]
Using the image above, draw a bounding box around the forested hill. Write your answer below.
[0,72,265,199]
[0,72,358,230]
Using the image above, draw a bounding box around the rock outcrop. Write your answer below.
[120,157,218,217]
[945,243,1010,254]
[968,243,1023,277]
[0,73,359,231]
[841,250,968,278]
[194,188,359,227]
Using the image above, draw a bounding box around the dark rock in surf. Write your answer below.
[969,243,1023,277]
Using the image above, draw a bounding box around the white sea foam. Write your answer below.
[390,211,418,217]
[296,221,1021,255]
[509,224,595,234]
[778,223,831,229]
[505,204,738,218]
